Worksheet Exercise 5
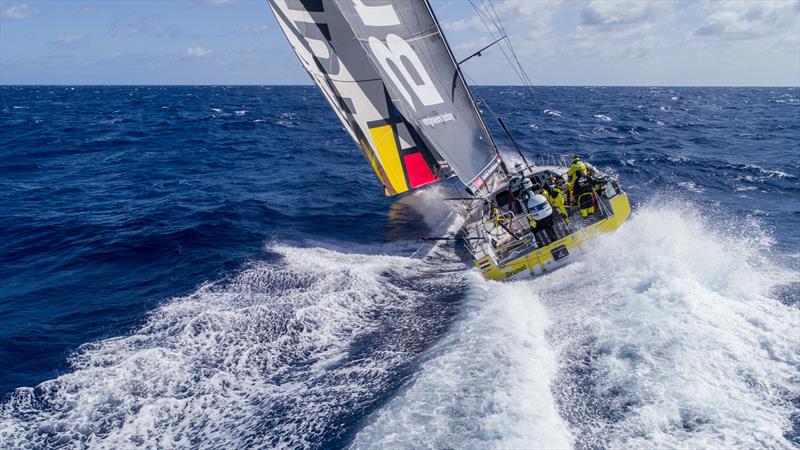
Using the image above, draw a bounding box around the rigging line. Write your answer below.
[457,35,507,65]
[476,0,533,89]
[485,0,535,89]
[467,0,527,86]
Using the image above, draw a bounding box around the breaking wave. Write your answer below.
[350,202,798,449]
[0,245,467,449]
[540,204,799,448]
[351,275,573,449]
[1,202,797,449]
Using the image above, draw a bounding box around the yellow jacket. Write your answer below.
[567,161,586,183]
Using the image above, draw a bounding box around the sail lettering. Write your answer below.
[367,34,443,111]
[352,0,399,26]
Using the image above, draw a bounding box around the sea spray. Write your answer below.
[0,246,466,449]
[350,274,573,450]
[537,203,799,449]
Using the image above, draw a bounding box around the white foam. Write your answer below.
[351,273,573,450]
[594,114,612,122]
[529,204,799,448]
[0,246,464,449]
[544,109,562,117]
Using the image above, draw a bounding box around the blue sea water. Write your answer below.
[0,85,798,449]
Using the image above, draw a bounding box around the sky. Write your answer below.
[1,0,798,86]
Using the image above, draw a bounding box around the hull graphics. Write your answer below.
[477,193,632,281]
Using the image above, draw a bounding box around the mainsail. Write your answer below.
[269,0,502,194]
[332,0,502,192]
[268,0,450,196]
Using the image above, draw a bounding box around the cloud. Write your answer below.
[108,13,183,38]
[240,24,269,34]
[691,0,800,42]
[236,46,259,55]
[567,0,675,59]
[1,3,40,19]
[580,0,654,27]
[51,35,86,49]
[445,0,566,58]
[186,47,213,58]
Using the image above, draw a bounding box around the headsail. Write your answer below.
[268,0,449,196]
[332,0,502,192]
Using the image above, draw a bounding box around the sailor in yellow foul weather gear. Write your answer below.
[567,155,587,184]
[567,155,587,203]
[573,169,596,218]
[543,181,568,224]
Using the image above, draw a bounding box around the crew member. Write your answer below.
[525,191,559,247]
[573,168,596,218]
[567,155,587,185]
[543,180,568,224]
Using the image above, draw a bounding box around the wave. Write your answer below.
[540,204,798,448]
[350,274,572,449]
[354,203,798,449]
[544,109,562,118]
[594,114,612,122]
[0,245,467,449]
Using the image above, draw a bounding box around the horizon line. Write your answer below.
[2,83,798,88]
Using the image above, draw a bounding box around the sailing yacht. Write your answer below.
[268,0,631,281]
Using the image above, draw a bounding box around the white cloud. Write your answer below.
[580,0,654,27]
[186,47,213,58]
[241,24,269,34]
[1,3,40,20]
[691,0,800,41]
[445,0,566,57]
[567,1,675,60]
[51,35,85,49]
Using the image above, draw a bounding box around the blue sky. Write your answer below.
[1,0,798,85]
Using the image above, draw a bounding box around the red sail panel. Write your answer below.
[403,152,439,188]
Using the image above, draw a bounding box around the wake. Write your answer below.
[1,200,797,449]
[351,202,799,449]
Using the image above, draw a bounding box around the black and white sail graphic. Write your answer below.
[268,0,450,195]
[332,0,502,192]
[269,0,502,194]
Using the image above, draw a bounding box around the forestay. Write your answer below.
[333,0,502,192]
[268,0,449,196]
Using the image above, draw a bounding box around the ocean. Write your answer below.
[1,85,798,449]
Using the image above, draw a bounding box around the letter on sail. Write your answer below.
[333,0,502,192]
[268,0,449,195]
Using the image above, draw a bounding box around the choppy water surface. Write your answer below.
[1,86,798,449]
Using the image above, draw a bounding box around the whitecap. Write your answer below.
[677,180,704,193]
[594,114,612,122]
[211,108,222,113]
[543,109,562,117]
[234,110,246,116]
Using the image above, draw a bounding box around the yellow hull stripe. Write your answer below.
[477,193,633,281]
[369,125,408,194]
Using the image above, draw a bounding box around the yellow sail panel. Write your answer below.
[369,125,408,194]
